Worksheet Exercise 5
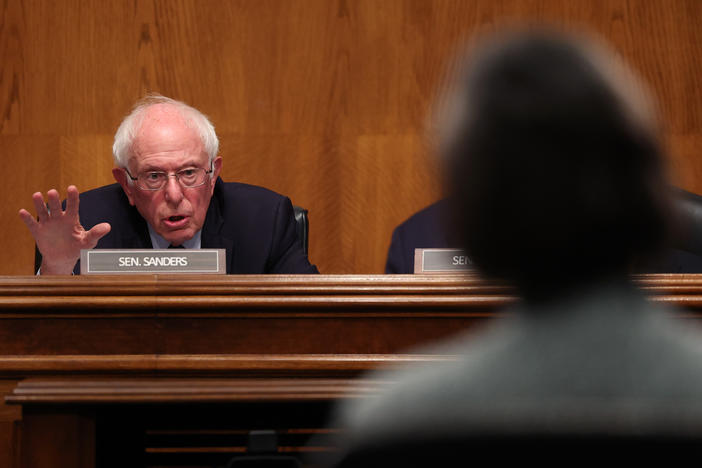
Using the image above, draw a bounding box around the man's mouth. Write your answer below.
[163,215,189,229]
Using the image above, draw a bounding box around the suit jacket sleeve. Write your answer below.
[267,196,319,274]
[385,226,410,274]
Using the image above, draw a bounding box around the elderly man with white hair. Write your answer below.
[19,95,318,275]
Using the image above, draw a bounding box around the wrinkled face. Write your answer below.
[112,104,222,246]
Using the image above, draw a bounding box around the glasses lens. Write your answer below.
[178,168,206,187]
[135,168,208,190]
[140,172,167,190]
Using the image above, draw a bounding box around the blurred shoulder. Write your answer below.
[395,200,447,232]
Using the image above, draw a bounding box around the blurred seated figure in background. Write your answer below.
[384,199,452,273]
[646,187,702,272]
[329,28,702,465]
[386,189,702,274]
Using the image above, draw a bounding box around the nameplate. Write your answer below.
[80,249,226,274]
[414,248,472,274]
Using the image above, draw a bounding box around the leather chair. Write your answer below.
[292,205,309,255]
[227,430,301,468]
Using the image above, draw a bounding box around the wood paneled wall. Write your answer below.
[1,0,700,274]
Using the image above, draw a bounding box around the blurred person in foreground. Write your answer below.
[327,29,702,465]
[18,95,317,275]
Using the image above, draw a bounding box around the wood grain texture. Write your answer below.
[1,0,700,274]
[20,411,95,468]
[0,353,456,374]
[0,274,506,355]
[0,422,19,468]
[0,381,20,468]
[7,377,390,403]
[0,273,700,466]
[0,274,699,356]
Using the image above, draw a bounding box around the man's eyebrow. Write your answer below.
[140,165,165,172]
[177,162,202,169]
[139,161,202,172]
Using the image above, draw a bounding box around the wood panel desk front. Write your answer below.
[0,274,700,467]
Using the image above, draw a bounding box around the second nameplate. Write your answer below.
[80,249,226,274]
[414,248,472,274]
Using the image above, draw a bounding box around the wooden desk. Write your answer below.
[1,274,701,467]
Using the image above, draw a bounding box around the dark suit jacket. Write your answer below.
[647,188,702,273]
[69,178,318,274]
[385,200,451,274]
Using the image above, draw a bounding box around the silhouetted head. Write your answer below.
[441,29,671,300]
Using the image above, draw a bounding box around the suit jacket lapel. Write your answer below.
[201,179,235,273]
[123,205,153,249]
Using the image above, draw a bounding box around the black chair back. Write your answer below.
[292,205,309,255]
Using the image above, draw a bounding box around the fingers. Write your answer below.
[31,192,49,222]
[18,209,39,235]
[65,185,80,217]
[46,189,62,216]
[26,187,80,220]
[85,222,111,248]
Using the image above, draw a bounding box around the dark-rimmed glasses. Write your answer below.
[124,166,213,191]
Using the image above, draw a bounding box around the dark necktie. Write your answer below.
[168,244,185,249]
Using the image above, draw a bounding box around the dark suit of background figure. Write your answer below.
[387,193,702,275]
[646,188,702,273]
[72,178,318,274]
[385,200,450,274]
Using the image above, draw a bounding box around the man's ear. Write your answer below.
[210,156,223,194]
[112,168,136,206]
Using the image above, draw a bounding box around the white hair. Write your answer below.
[112,94,219,168]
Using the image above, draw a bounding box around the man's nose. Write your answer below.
[163,175,184,205]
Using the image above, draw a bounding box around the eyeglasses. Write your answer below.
[125,166,213,191]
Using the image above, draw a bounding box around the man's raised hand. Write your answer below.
[18,186,111,275]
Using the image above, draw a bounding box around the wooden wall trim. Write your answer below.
[0,354,456,374]
[6,377,389,404]
[0,274,507,294]
[1,275,702,315]
[2,273,702,293]
[2,274,702,404]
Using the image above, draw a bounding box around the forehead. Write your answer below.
[130,104,206,168]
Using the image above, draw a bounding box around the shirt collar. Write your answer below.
[146,224,201,249]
